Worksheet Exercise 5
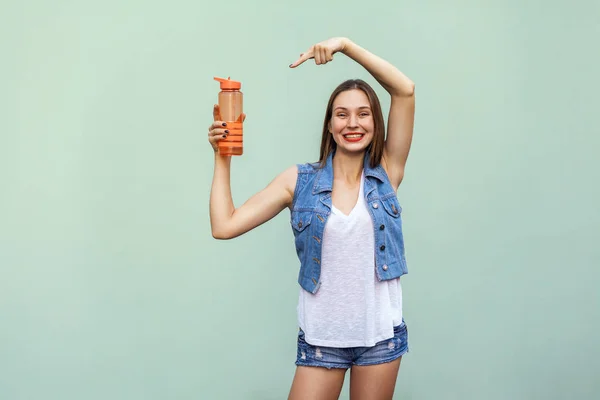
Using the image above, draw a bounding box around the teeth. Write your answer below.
[345,134,362,138]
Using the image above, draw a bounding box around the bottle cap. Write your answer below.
[214,76,241,90]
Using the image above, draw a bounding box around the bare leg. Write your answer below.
[349,357,402,400]
[288,366,347,400]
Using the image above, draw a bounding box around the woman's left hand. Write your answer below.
[289,37,349,68]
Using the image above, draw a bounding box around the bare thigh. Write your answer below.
[288,366,347,400]
[349,356,402,400]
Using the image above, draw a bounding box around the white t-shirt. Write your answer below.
[297,171,403,348]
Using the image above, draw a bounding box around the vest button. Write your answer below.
[298,221,303,228]
[380,245,386,251]
[379,224,385,230]
[382,264,388,271]
[372,203,378,209]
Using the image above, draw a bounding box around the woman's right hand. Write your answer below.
[208,104,246,153]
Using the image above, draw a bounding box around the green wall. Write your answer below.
[1,0,599,399]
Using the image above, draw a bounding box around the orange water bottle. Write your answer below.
[214,76,243,156]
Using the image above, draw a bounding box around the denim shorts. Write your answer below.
[295,321,409,369]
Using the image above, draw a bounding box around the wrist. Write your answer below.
[340,38,354,54]
[214,152,232,162]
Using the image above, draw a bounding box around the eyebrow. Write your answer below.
[333,106,371,111]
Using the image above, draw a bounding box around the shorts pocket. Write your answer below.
[298,328,307,345]
[393,322,406,334]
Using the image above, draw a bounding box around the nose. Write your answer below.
[347,113,359,128]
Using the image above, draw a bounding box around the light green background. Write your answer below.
[1,0,599,399]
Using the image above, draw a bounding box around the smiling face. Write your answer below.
[318,79,385,169]
[328,89,375,154]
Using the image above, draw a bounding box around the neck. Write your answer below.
[332,149,365,185]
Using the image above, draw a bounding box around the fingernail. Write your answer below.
[222,123,227,126]
[224,130,229,133]
[289,64,293,68]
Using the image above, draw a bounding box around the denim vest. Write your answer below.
[290,151,408,294]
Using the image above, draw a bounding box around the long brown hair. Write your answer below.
[318,79,385,169]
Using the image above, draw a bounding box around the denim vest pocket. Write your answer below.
[291,211,313,263]
[292,211,313,233]
[381,196,402,218]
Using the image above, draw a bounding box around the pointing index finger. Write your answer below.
[289,50,313,68]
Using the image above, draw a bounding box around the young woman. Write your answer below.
[208,37,415,400]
